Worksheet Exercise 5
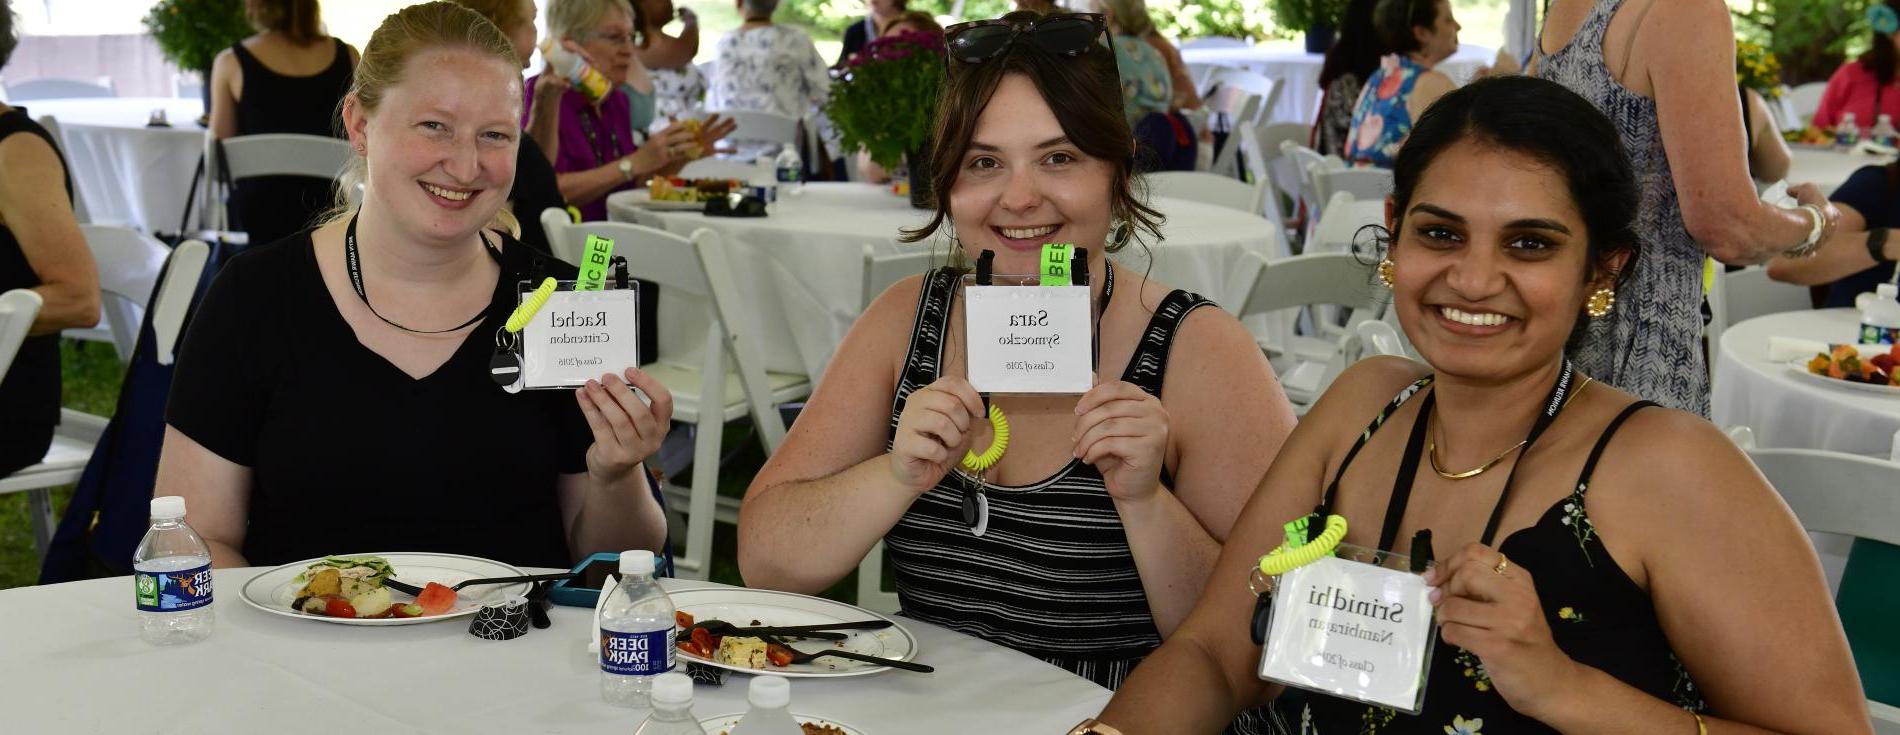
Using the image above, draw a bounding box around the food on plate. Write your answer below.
[287,556,449,619]
[1806,343,1900,386]
[717,635,769,668]
[714,722,849,735]
[646,176,744,202]
[1784,126,1835,146]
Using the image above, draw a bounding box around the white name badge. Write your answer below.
[520,287,641,389]
[1258,552,1437,713]
[963,283,1094,394]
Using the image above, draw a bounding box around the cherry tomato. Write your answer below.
[690,626,713,653]
[766,643,795,667]
[675,611,695,629]
[676,640,703,657]
[324,598,358,618]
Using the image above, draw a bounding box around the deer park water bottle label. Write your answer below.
[135,564,214,613]
[599,628,675,676]
[521,286,641,389]
[964,284,1093,394]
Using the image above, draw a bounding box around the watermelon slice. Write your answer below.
[415,583,457,615]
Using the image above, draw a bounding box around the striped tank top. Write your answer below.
[882,266,1210,688]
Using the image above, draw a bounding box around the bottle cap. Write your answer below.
[619,550,655,575]
[150,496,186,519]
[747,674,790,708]
[1879,283,1898,300]
[650,672,694,706]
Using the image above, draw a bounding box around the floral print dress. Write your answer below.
[1266,384,1707,734]
[1344,55,1426,168]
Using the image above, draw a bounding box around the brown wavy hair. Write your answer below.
[900,11,1162,253]
[246,0,324,45]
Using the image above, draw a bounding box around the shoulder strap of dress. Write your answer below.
[230,42,260,70]
[1320,376,1432,508]
[897,267,960,387]
[1119,289,1212,396]
[1574,400,1658,495]
[333,38,353,72]
[1565,0,1625,56]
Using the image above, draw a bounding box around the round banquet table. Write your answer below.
[606,182,1284,378]
[22,97,206,234]
[1786,145,1895,194]
[1180,43,1495,126]
[1711,308,1900,458]
[0,573,1111,733]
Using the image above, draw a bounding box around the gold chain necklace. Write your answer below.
[1429,377,1592,480]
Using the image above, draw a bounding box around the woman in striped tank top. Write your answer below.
[738,9,1296,717]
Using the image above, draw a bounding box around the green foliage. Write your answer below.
[1267,0,1347,34]
[143,0,253,73]
[825,31,946,170]
[1732,0,1871,85]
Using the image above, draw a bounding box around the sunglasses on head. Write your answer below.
[944,13,1108,64]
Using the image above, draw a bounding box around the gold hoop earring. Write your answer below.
[1586,288,1617,318]
[1377,259,1395,288]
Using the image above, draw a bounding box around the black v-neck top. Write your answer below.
[165,230,588,568]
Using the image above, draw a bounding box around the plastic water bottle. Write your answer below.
[1874,114,1899,147]
[1860,283,1900,345]
[632,673,702,734]
[774,143,804,194]
[540,39,612,104]
[730,675,803,735]
[1837,112,1861,147]
[599,550,675,707]
[133,496,214,645]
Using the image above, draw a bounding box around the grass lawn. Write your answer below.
[0,340,863,606]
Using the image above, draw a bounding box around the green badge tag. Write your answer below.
[1283,516,1310,551]
[1040,243,1073,286]
[577,235,615,291]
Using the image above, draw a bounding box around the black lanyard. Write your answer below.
[1350,359,1577,552]
[576,105,622,166]
[344,213,503,334]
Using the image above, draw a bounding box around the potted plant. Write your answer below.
[1269,0,1348,54]
[824,30,946,209]
[1736,38,1782,101]
[144,0,252,114]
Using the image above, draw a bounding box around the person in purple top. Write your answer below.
[531,0,731,220]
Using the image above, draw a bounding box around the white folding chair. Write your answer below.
[208,133,354,232]
[678,157,770,181]
[64,225,168,361]
[1786,81,1828,128]
[1181,36,1249,50]
[1730,428,1900,732]
[1706,266,1812,346]
[1241,122,1314,240]
[1207,68,1280,126]
[1281,141,1346,243]
[854,244,934,613]
[1308,191,1386,255]
[711,109,800,152]
[34,116,90,223]
[1356,318,1411,358]
[3,77,114,101]
[0,289,110,561]
[541,217,811,579]
[1204,85,1263,179]
[152,240,212,367]
[1226,251,1385,412]
[1184,62,1217,93]
[1311,167,1392,207]
[1143,171,1259,213]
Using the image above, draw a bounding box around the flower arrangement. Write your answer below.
[144,0,253,74]
[824,30,947,171]
[1736,38,1782,99]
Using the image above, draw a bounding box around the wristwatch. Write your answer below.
[616,157,634,182]
[1067,719,1126,735]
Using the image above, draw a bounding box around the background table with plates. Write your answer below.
[1180,43,1496,126]
[606,182,1285,379]
[1787,145,1895,194]
[23,96,206,234]
[0,572,1111,733]
[1712,308,1900,459]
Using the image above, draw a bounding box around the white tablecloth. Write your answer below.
[1787,146,1895,194]
[1712,308,1900,458]
[1181,43,1495,126]
[23,97,205,233]
[606,182,1283,378]
[0,573,1111,734]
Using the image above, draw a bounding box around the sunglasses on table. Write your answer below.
[944,13,1108,64]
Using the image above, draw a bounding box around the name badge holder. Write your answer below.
[1250,515,1439,715]
[958,246,1098,396]
[490,236,641,393]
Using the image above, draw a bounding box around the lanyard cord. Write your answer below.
[345,213,503,335]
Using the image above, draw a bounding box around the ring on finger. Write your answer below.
[1492,554,1510,576]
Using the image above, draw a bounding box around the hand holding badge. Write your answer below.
[1251,512,1440,714]
[491,234,641,393]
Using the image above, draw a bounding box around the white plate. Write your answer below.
[623,189,708,211]
[698,713,865,735]
[671,587,918,678]
[1786,360,1900,395]
[240,552,530,626]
